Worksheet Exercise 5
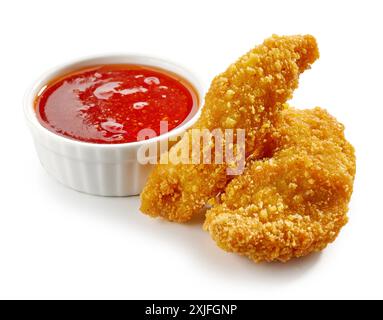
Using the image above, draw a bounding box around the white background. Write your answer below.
[0,0,382,300]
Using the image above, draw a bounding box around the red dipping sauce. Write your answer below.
[35,65,196,144]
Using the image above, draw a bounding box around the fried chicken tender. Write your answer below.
[140,35,319,222]
[204,107,356,262]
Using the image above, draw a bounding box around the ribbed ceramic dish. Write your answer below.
[24,55,204,196]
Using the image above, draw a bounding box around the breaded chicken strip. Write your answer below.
[204,107,356,262]
[140,35,319,222]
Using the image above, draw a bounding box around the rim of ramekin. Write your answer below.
[23,53,205,150]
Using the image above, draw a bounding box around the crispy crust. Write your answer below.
[140,35,319,222]
[204,107,356,262]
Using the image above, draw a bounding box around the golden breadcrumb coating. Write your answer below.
[204,107,356,262]
[140,35,319,222]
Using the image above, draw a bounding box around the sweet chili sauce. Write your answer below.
[34,64,196,144]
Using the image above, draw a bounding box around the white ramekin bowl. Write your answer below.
[24,55,204,196]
